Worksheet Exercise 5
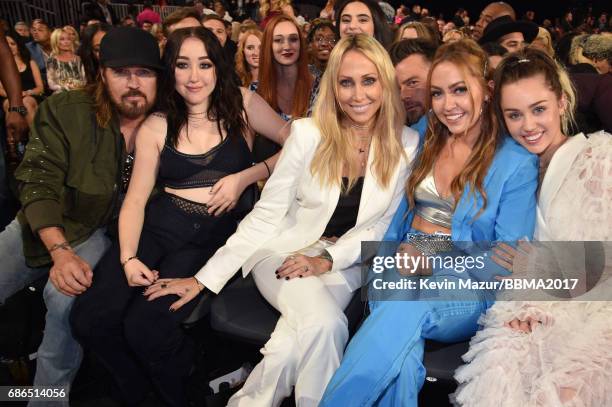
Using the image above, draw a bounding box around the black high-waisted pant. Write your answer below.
[71,192,237,407]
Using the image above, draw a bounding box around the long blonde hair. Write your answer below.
[406,39,499,214]
[311,34,406,191]
[50,28,75,55]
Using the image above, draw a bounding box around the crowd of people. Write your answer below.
[0,0,611,406]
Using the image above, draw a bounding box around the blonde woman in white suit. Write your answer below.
[143,34,419,406]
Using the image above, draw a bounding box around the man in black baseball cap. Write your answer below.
[99,26,162,119]
[0,27,160,402]
[480,15,538,53]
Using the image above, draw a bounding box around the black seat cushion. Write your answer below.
[423,340,469,382]
[210,274,365,345]
[210,275,278,344]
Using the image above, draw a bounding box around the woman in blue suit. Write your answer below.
[320,39,538,406]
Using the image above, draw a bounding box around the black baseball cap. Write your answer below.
[100,27,163,70]
[479,16,538,45]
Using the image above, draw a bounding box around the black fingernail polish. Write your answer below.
[276,275,280,279]
[275,270,279,274]
[285,277,289,280]
[299,275,303,278]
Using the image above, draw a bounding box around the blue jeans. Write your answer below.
[321,231,488,406]
[0,219,111,406]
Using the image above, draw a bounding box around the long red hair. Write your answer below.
[257,14,312,118]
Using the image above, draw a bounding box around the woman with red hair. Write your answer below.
[254,14,317,161]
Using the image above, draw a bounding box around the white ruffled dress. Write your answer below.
[453,132,612,407]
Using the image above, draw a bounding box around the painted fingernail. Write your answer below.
[285,277,289,280]
[275,270,279,274]
[299,275,303,278]
[276,275,280,279]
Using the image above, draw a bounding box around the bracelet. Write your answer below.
[193,277,204,292]
[49,241,72,253]
[317,249,334,272]
[121,255,138,269]
[262,160,271,177]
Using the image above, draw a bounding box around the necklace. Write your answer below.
[350,122,371,131]
[356,137,372,167]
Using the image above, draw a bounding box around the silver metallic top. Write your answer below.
[414,169,454,229]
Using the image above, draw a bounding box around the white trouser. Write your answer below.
[228,240,354,407]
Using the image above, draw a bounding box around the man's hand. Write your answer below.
[49,249,93,297]
[6,110,28,144]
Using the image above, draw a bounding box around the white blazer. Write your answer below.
[195,118,419,294]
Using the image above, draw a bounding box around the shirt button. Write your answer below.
[193,223,200,229]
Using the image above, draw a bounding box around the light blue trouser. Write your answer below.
[0,219,110,406]
[321,257,488,407]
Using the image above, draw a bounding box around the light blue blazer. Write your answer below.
[376,119,539,299]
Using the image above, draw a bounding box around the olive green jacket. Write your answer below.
[15,90,125,267]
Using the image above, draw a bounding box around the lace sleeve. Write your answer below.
[547,131,612,241]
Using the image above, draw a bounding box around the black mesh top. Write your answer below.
[158,129,253,190]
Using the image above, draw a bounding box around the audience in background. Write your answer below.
[78,22,109,85]
[235,28,262,89]
[46,28,86,93]
[137,0,162,27]
[335,0,393,48]
[14,21,30,40]
[26,19,52,78]
[0,31,44,125]
[531,26,555,57]
[307,20,337,76]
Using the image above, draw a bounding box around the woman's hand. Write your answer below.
[492,240,532,274]
[396,243,431,276]
[123,259,159,287]
[276,254,332,280]
[144,277,204,311]
[207,173,245,216]
[505,317,541,333]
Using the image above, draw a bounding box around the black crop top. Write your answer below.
[157,128,253,189]
[323,177,364,238]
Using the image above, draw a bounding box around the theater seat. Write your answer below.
[423,340,470,383]
[210,273,365,345]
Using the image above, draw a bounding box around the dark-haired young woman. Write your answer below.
[78,22,110,85]
[335,0,393,48]
[70,26,289,407]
